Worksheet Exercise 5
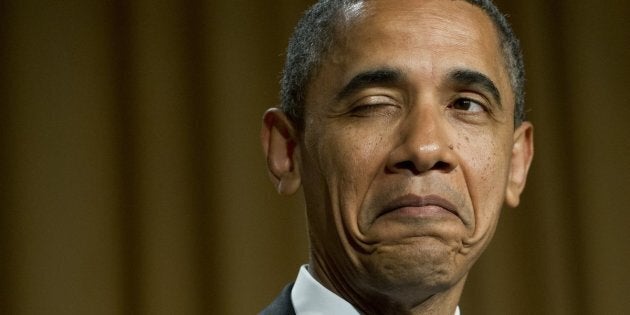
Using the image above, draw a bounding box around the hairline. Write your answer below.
[280,0,525,129]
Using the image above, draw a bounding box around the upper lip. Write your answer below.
[380,194,459,218]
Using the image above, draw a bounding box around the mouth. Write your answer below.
[377,194,460,222]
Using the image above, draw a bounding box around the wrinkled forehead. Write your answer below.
[322,0,506,74]
[302,0,515,118]
[336,0,498,43]
[323,0,510,93]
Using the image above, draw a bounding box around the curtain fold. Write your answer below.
[1,0,628,314]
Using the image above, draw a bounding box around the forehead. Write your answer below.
[337,0,503,70]
[352,0,493,27]
[306,0,513,107]
[341,0,497,44]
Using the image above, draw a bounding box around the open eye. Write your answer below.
[449,98,486,113]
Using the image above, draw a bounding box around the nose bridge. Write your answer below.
[404,104,446,149]
[388,102,456,174]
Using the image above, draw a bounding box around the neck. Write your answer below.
[309,258,466,315]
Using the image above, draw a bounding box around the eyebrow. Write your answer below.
[336,68,404,101]
[448,69,502,108]
[335,67,502,107]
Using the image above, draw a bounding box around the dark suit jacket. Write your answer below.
[259,283,295,315]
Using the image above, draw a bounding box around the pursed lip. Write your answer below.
[378,194,460,221]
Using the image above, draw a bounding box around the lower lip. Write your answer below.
[380,205,458,221]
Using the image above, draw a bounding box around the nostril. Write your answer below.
[432,161,452,171]
[393,160,420,175]
[390,160,453,175]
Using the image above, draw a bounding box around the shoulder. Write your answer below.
[259,283,295,315]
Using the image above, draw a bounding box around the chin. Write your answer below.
[360,237,466,295]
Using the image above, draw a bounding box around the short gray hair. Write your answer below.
[280,0,526,126]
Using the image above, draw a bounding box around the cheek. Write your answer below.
[301,123,393,260]
[320,126,388,185]
[456,131,511,224]
[306,125,391,226]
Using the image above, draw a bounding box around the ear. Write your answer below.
[261,108,301,195]
[505,122,534,208]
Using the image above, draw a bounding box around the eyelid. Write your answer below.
[347,92,401,111]
[461,89,497,109]
[448,94,501,123]
[347,95,401,117]
[456,98,485,113]
[352,95,398,106]
[455,91,492,111]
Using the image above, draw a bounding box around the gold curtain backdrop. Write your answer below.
[1,0,628,314]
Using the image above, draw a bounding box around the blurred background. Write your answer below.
[1,0,629,314]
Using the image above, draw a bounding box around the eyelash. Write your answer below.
[448,97,488,113]
[349,103,398,117]
[351,103,383,112]
[346,95,490,118]
[347,95,400,116]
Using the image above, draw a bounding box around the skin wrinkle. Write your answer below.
[449,69,502,109]
[360,178,472,232]
[462,149,508,250]
[350,134,388,254]
[315,179,378,312]
[262,0,534,313]
[342,141,369,255]
[312,237,360,307]
[281,0,526,127]
[306,2,504,310]
[448,130,478,254]
[335,68,405,102]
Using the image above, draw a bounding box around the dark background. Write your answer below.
[1,0,629,314]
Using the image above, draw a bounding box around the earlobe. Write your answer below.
[505,122,534,207]
[261,108,302,195]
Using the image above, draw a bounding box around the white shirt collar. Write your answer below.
[291,265,360,314]
[290,265,460,315]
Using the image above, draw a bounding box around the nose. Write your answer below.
[386,107,458,175]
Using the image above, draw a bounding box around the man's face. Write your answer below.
[268,0,533,304]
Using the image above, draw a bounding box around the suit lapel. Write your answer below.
[259,283,295,315]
